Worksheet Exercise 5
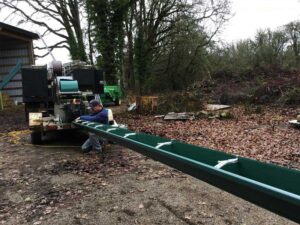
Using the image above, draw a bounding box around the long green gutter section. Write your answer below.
[73,121,300,223]
[0,62,22,90]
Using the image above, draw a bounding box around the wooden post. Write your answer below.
[0,91,3,110]
[136,96,142,113]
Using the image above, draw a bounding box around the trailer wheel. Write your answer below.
[31,131,42,144]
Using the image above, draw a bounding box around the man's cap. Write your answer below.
[89,100,102,108]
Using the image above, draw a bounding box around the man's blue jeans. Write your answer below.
[81,132,102,152]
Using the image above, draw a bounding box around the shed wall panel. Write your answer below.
[0,38,33,103]
[0,73,21,81]
[0,48,28,57]
[2,81,22,89]
[3,88,22,96]
[0,57,29,65]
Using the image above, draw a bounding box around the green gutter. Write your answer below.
[73,120,300,223]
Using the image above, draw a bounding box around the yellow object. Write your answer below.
[0,130,31,145]
[141,96,158,109]
[0,129,81,147]
[0,93,14,109]
[29,112,43,127]
[129,95,158,112]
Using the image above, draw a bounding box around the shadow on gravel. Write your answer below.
[41,130,87,146]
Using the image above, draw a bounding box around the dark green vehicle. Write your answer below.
[101,85,122,106]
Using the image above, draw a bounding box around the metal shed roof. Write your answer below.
[0,22,39,40]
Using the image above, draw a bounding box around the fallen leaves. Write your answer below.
[0,130,31,146]
[51,150,138,180]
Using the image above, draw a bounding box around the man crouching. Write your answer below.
[79,100,108,153]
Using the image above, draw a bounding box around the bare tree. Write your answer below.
[130,0,231,93]
[285,21,300,67]
[0,0,88,61]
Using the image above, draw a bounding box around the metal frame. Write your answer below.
[74,121,300,223]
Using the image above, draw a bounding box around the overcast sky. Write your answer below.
[221,0,300,43]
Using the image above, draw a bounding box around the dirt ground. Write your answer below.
[0,105,298,225]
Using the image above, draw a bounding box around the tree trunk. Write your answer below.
[125,5,135,91]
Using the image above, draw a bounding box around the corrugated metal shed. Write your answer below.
[0,22,39,103]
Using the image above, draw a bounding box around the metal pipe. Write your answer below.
[73,120,300,223]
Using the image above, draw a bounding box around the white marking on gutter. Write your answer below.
[124,133,136,138]
[106,128,117,132]
[214,158,238,169]
[156,142,172,149]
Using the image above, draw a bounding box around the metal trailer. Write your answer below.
[22,61,104,144]
[74,120,300,224]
